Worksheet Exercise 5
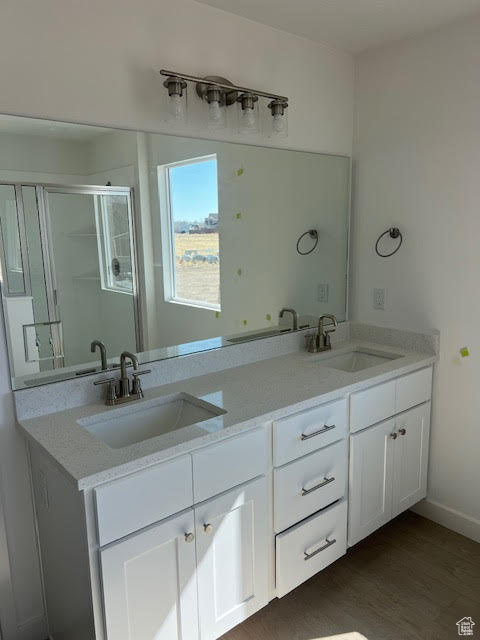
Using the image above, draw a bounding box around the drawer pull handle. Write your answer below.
[390,432,398,440]
[203,523,213,534]
[301,476,335,496]
[301,424,335,441]
[304,537,336,561]
[184,532,195,543]
[399,428,407,436]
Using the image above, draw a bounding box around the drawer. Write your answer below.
[276,500,347,598]
[192,427,268,503]
[274,440,347,533]
[273,399,347,466]
[95,456,193,546]
[396,366,432,413]
[350,379,396,433]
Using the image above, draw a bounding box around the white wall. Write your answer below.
[351,16,480,540]
[0,1,354,638]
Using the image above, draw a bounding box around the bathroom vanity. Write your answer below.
[0,109,436,640]
[16,329,436,640]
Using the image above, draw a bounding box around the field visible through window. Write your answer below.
[173,232,220,306]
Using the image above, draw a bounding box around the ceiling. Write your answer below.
[195,0,480,52]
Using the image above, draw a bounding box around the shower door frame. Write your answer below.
[0,181,144,372]
[0,184,32,298]
[41,183,144,360]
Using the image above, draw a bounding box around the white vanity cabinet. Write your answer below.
[27,361,434,640]
[100,508,199,640]
[195,476,269,639]
[101,476,269,640]
[348,367,433,546]
[272,398,349,597]
[392,402,431,517]
[349,418,396,544]
[96,428,270,640]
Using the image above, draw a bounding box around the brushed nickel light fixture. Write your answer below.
[160,69,289,136]
[162,75,188,123]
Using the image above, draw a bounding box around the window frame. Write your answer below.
[95,194,134,296]
[158,154,221,311]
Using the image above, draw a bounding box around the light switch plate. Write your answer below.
[318,283,329,303]
[373,287,386,310]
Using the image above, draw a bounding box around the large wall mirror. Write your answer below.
[0,115,350,389]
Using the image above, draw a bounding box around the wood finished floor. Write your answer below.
[221,512,480,640]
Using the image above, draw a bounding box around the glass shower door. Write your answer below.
[43,187,139,368]
[0,185,29,296]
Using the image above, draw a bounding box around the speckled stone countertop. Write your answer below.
[17,339,436,490]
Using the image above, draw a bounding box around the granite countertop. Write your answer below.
[17,339,436,490]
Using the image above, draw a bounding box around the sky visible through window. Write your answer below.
[169,158,218,223]
[167,156,221,309]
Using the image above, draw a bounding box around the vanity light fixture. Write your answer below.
[160,69,288,136]
[205,85,227,129]
[163,75,188,123]
[268,99,288,138]
[237,92,259,134]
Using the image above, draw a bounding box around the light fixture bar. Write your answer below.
[160,69,288,103]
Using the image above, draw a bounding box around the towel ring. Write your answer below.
[375,227,403,257]
[296,229,319,255]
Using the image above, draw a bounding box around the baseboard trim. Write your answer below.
[411,499,480,543]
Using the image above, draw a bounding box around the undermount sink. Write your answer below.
[78,392,226,449]
[315,348,402,373]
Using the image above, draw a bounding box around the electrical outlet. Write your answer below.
[317,283,329,303]
[373,287,386,310]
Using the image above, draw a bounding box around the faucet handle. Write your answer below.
[131,369,151,397]
[304,334,319,353]
[94,377,117,405]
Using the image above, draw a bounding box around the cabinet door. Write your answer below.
[195,476,269,640]
[348,419,396,546]
[100,508,198,640]
[392,402,431,517]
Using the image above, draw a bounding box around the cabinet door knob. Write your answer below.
[399,428,407,436]
[203,523,213,534]
[184,532,195,543]
[390,432,398,440]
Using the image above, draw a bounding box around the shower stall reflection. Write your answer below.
[0,183,140,379]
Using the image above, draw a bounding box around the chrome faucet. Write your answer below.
[306,314,338,352]
[279,307,299,331]
[94,350,151,406]
[91,340,107,371]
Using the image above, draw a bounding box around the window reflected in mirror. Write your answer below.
[159,155,220,310]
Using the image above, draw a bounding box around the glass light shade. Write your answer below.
[167,92,187,124]
[237,99,259,135]
[207,99,226,130]
[163,76,188,125]
[268,100,288,138]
